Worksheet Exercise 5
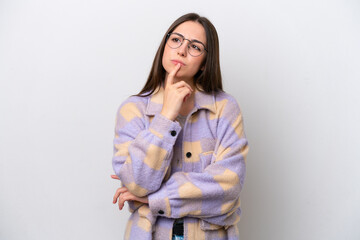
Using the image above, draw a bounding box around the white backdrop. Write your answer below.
[1,0,359,239]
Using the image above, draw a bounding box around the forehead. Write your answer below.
[172,21,206,44]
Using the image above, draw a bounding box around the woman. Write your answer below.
[111,13,249,240]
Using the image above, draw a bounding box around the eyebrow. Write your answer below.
[173,32,206,46]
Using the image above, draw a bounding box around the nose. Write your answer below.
[177,41,189,57]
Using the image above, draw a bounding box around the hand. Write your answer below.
[111,175,149,210]
[160,63,193,121]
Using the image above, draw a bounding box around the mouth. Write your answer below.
[171,60,186,66]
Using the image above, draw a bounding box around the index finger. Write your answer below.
[166,63,181,85]
[113,187,129,203]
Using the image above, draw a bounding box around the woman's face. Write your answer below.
[162,21,207,83]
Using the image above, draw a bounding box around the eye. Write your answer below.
[171,37,181,43]
[190,43,202,52]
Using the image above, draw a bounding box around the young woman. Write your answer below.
[111,13,249,240]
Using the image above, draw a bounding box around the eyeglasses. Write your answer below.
[166,32,208,57]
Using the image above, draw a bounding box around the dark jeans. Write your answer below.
[172,219,184,237]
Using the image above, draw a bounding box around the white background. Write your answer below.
[1,0,359,239]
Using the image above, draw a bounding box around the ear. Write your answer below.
[200,65,205,71]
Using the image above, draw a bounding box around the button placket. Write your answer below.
[180,109,197,171]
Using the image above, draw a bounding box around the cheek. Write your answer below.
[189,59,204,73]
[162,51,170,72]
[162,46,175,73]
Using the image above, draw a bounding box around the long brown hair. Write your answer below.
[134,13,223,97]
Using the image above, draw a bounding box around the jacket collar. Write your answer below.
[145,84,216,116]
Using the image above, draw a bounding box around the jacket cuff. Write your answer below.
[148,183,171,218]
[148,113,182,146]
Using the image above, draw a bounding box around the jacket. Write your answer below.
[112,84,249,240]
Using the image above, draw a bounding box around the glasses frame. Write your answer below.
[166,32,208,57]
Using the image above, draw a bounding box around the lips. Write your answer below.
[171,60,185,66]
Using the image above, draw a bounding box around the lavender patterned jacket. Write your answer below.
[112,84,249,240]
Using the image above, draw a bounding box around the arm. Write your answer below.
[112,65,194,198]
[112,97,182,197]
[147,98,249,228]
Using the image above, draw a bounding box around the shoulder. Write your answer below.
[116,92,151,118]
[213,90,243,117]
[212,91,247,137]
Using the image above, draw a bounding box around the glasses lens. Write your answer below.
[188,42,204,57]
[167,33,206,57]
[167,34,182,49]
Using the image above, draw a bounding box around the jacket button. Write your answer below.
[186,152,192,158]
[158,210,164,214]
[170,130,177,136]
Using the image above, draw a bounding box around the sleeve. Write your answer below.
[112,97,182,197]
[147,98,249,229]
